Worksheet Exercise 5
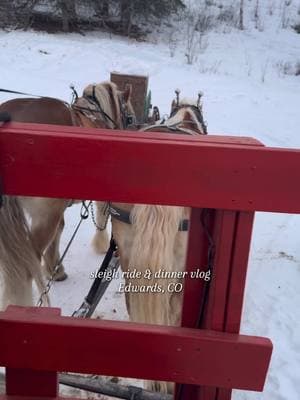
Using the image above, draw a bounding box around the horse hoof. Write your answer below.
[54,271,68,281]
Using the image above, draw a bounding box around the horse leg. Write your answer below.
[43,216,67,281]
[31,212,67,281]
[22,197,69,281]
[92,201,110,254]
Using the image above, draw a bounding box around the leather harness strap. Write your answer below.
[109,204,189,232]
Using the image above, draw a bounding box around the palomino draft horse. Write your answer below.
[0,81,135,308]
[93,91,207,393]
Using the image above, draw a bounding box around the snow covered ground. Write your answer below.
[1,2,300,398]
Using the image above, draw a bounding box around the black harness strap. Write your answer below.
[0,112,11,123]
[80,85,118,128]
[110,204,189,232]
[72,237,118,318]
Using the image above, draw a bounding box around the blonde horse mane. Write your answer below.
[168,98,206,134]
[82,81,122,129]
[127,205,186,326]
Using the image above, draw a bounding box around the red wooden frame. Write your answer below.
[1,123,300,212]
[1,122,299,400]
[0,306,271,391]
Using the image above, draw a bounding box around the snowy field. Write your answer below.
[1,2,300,399]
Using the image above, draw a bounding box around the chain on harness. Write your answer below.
[37,199,119,318]
[36,201,91,307]
[90,201,110,231]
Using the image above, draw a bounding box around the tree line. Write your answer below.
[0,0,185,37]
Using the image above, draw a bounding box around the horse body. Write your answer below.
[1,97,77,283]
[111,102,206,326]
[93,96,207,393]
[0,81,134,308]
[0,97,74,125]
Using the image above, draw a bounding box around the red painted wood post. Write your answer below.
[176,208,212,400]
[198,210,239,400]
[5,307,60,398]
[1,123,300,213]
[178,209,259,400]
[178,208,218,400]
[216,212,256,400]
[6,369,58,397]
[0,306,272,393]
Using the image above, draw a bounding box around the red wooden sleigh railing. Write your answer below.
[1,122,300,400]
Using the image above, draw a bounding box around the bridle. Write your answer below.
[143,91,208,136]
[118,91,135,129]
[72,84,136,130]
[169,103,208,135]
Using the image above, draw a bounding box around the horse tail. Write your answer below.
[0,196,47,306]
[128,205,184,326]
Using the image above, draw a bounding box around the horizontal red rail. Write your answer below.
[0,122,300,213]
[0,306,272,391]
[0,397,76,400]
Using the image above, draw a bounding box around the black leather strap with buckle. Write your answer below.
[109,204,189,232]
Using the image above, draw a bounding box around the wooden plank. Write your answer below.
[224,212,255,334]
[195,211,238,400]
[4,308,60,397]
[6,369,57,397]
[0,123,300,213]
[180,211,252,400]
[215,212,256,400]
[177,208,213,400]
[111,72,148,124]
[0,306,272,391]
[0,397,77,400]
[180,208,211,328]
[204,210,237,331]
[2,121,264,146]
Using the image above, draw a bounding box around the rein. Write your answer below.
[0,87,73,112]
[0,88,44,98]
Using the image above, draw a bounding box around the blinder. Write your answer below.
[126,115,134,127]
[118,92,135,129]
